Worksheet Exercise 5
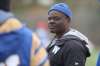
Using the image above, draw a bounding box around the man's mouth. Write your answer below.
[49,26,56,29]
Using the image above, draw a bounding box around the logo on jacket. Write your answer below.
[52,46,60,54]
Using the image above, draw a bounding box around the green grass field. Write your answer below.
[86,49,99,66]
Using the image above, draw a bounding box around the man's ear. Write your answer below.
[67,16,71,23]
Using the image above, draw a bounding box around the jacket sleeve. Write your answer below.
[31,33,49,66]
[63,40,87,66]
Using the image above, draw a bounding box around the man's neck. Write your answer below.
[56,28,70,39]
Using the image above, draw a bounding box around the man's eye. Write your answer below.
[48,17,51,20]
[54,17,61,20]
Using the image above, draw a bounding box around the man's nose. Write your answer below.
[48,19,55,24]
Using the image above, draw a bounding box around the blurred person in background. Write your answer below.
[0,0,49,66]
[35,21,50,48]
[47,3,91,66]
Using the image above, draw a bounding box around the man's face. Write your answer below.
[48,10,70,34]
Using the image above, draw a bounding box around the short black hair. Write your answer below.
[0,0,11,11]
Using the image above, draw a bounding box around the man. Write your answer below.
[47,3,91,66]
[0,0,49,66]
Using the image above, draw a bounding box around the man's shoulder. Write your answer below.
[65,39,83,49]
[63,36,90,57]
[60,35,83,47]
[62,36,82,47]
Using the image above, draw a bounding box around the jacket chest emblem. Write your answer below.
[52,46,60,54]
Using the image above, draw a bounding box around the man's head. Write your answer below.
[48,3,72,34]
[0,0,11,12]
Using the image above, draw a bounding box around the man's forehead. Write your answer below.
[49,11,63,17]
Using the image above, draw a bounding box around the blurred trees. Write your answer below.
[71,0,100,47]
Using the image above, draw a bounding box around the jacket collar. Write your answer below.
[54,28,89,46]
